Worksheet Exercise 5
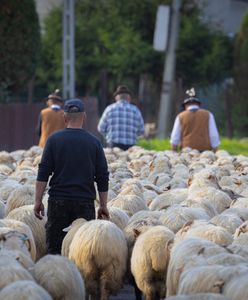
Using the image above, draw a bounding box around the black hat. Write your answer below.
[182,88,201,107]
[113,85,132,98]
[48,89,63,102]
[64,99,84,113]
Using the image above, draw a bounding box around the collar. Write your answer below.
[186,104,200,111]
[51,104,61,110]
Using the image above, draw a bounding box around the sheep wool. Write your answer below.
[6,204,47,260]
[34,254,85,300]
[131,225,174,300]
[166,294,231,300]
[0,280,52,300]
[61,218,87,257]
[69,219,128,300]
[0,219,36,261]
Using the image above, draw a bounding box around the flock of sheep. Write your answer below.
[0,145,248,300]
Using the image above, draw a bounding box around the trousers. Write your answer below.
[46,198,95,254]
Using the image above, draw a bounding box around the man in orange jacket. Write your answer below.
[36,89,66,148]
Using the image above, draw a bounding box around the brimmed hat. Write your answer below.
[48,89,63,102]
[113,85,132,98]
[182,87,201,107]
[64,99,84,113]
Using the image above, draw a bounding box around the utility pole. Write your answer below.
[63,0,75,99]
[157,0,182,139]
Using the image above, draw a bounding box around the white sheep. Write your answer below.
[5,184,35,215]
[69,219,128,300]
[6,205,47,260]
[223,273,248,300]
[175,220,233,246]
[0,219,36,261]
[0,255,34,290]
[131,225,174,300]
[210,213,243,234]
[159,204,210,233]
[166,237,227,296]
[0,280,52,300]
[61,218,87,257]
[108,206,130,230]
[34,254,85,300]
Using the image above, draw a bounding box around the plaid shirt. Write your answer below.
[98,100,145,145]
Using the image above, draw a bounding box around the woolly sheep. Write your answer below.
[149,188,188,211]
[131,225,174,300]
[0,219,36,260]
[143,189,158,206]
[181,198,218,218]
[0,255,34,290]
[0,179,22,202]
[222,207,248,221]
[108,206,130,230]
[0,227,31,258]
[61,218,87,257]
[0,280,52,300]
[178,265,248,295]
[34,254,85,300]
[0,164,13,175]
[69,220,128,300]
[227,243,248,260]
[230,197,248,209]
[6,205,47,260]
[232,232,248,247]
[223,274,248,300]
[5,185,35,215]
[159,204,210,233]
[206,252,247,266]
[210,213,243,234]
[166,237,227,296]
[108,194,147,216]
[175,220,233,246]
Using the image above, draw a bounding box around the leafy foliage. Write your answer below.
[0,0,41,100]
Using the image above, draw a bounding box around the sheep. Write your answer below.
[6,205,47,260]
[68,220,128,300]
[175,220,233,246]
[210,213,243,234]
[5,184,35,215]
[178,265,248,295]
[0,255,34,290]
[222,207,248,221]
[206,252,247,266]
[182,198,218,218]
[34,254,85,300]
[61,218,87,257]
[149,188,188,211]
[0,249,34,274]
[230,197,248,209]
[108,194,147,216]
[131,225,174,300]
[166,237,227,296]
[232,232,248,247]
[108,206,130,230]
[159,204,210,233]
[0,280,52,300]
[223,273,248,300]
[0,179,22,202]
[0,227,32,259]
[0,219,36,261]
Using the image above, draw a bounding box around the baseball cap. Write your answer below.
[64,99,84,113]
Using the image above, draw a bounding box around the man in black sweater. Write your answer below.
[34,98,109,254]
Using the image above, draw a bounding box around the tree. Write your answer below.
[232,12,248,136]
[0,0,41,102]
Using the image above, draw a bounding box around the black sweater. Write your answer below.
[37,128,109,201]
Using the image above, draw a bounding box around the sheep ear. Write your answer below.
[188,177,193,186]
[167,239,174,251]
[181,221,193,232]
[133,228,141,238]
[63,225,72,232]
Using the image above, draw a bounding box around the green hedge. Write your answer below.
[138,138,248,156]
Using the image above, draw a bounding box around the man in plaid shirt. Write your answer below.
[98,85,145,150]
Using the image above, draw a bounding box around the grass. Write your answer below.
[138,138,248,156]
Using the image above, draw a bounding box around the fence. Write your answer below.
[0,97,99,152]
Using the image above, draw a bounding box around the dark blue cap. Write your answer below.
[64,99,84,113]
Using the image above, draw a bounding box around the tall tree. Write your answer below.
[0,0,41,102]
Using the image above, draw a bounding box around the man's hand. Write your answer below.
[34,201,45,220]
[97,206,110,220]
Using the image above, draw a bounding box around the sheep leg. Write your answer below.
[100,277,109,300]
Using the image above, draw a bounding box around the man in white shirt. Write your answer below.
[170,88,220,152]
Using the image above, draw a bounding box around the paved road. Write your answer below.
[110,285,138,300]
